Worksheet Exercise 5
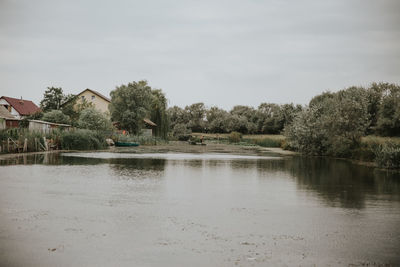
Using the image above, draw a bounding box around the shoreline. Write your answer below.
[0,142,295,160]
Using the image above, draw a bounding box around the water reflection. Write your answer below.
[1,152,399,210]
[285,156,400,209]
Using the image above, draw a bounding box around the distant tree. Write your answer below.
[229,105,257,134]
[167,106,189,130]
[280,103,303,128]
[150,89,169,138]
[285,86,370,157]
[171,123,192,140]
[42,110,71,124]
[109,80,153,134]
[375,83,400,136]
[185,103,207,132]
[77,108,112,131]
[206,107,231,133]
[40,87,66,112]
[256,103,282,134]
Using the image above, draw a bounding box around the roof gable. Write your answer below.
[0,105,16,119]
[0,96,41,116]
[78,89,111,103]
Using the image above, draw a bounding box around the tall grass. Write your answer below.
[0,128,108,152]
[61,129,107,150]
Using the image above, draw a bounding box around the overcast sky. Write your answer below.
[1,0,399,110]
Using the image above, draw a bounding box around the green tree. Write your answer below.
[375,83,400,136]
[185,103,207,132]
[285,86,370,157]
[61,95,93,125]
[150,89,169,139]
[77,108,112,131]
[229,105,257,134]
[256,103,282,134]
[40,87,66,112]
[109,80,153,134]
[42,110,71,124]
[206,106,231,133]
[167,106,189,130]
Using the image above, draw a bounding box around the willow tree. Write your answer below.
[150,89,169,139]
[109,80,169,137]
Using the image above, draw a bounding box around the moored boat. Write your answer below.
[115,141,140,147]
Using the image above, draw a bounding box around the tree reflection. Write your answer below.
[285,156,400,209]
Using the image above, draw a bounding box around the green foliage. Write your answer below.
[60,95,79,124]
[228,131,242,143]
[256,103,282,134]
[78,108,112,131]
[374,142,400,169]
[229,105,257,134]
[375,83,400,136]
[285,86,370,157]
[26,111,44,120]
[109,81,153,134]
[185,103,207,132]
[60,129,107,150]
[168,103,303,135]
[0,129,46,153]
[40,87,65,112]
[171,123,192,141]
[42,110,71,124]
[150,89,169,139]
[284,105,329,155]
[206,107,231,133]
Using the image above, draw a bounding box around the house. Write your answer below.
[0,105,19,130]
[0,96,41,119]
[75,89,111,113]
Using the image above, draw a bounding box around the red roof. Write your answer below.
[0,96,41,116]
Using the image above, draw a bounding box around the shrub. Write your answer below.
[374,142,400,169]
[61,129,107,150]
[78,108,112,131]
[42,110,71,124]
[228,131,242,143]
[172,123,192,141]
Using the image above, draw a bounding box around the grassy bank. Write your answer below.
[191,133,285,147]
[0,128,108,153]
[192,132,400,169]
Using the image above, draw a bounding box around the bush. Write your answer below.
[61,129,107,150]
[374,142,400,169]
[249,137,282,147]
[228,131,242,143]
[78,108,112,131]
[42,110,71,124]
[172,123,192,141]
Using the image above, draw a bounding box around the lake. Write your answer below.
[0,151,399,266]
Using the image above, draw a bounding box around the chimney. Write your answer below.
[19,96,24,105]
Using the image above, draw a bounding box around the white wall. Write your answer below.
[0,99,21,118]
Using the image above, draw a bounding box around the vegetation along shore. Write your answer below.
[1,81,399,169]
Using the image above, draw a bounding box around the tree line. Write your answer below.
[29,81,400,146]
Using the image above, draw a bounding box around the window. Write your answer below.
[91,95,95,100]
[81,96,85,101]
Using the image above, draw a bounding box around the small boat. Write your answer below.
[115,141,140,147]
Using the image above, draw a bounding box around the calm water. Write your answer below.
[0,151,399,266]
